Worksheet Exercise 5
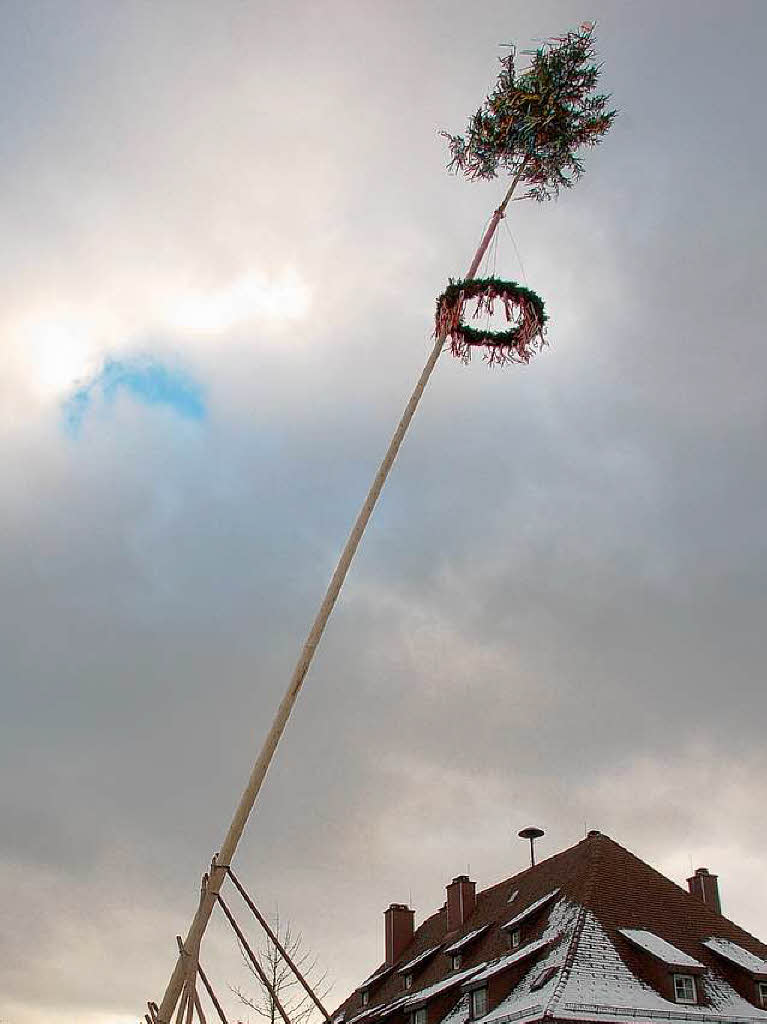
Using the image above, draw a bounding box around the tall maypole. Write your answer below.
[151,25,615,1023]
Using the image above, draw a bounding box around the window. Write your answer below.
[361,991,369,1007]
[758,983,767,1009]
[470,987,488,1020]
[510,928,521,949]
[451,953,462,971]
[673,975,697,1004]
[404,974,413,991]
[413,1009,427,1024]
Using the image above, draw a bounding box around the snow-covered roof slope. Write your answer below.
[704,938,767,976]
[481,897,578,1024]
[347,964,485,1024]
[398,945,442,974]
[502,890,560,932]
[404,966,486,1009]
[560,914,687,1013]
[619,929,704,968]
[361,965,394,990]
[445,925,490,955]
[465,938,551,986]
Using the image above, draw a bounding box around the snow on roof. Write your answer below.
[502,890,560,932]
[481,898,579,1024]
[704,938,767,976]
[349,963,486,1023]
[361,966,394,990]
[400,964,487,1010]
[463,938,552,987]
[398,944,443,975]
[701,964,767,1019]
[556,912,767,1023]
[619,929,704,969]
[445,925,491,955]
[561,915,682,1013]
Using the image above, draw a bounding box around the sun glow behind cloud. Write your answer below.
[5,268,311,425]
[14,317,100,401]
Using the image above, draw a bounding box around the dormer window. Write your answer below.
[510,927,521,949]
[404,973,413,990]
[451,953,462,971]
[673,975,697,1004]
[470,987,488,1020]
[758,982,767,1008]
[361,990,369,1007]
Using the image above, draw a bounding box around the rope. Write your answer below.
[502,216,528,285]
[197,961,230,1024]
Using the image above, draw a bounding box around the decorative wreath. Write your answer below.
[435,277,548,366]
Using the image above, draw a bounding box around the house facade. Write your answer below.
[332,831,767,1024]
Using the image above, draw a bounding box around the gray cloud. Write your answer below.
[1,2,766,1023]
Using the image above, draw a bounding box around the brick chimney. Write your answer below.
[687,867,722,914]
[446,875,476,932]
[385,903,414,966]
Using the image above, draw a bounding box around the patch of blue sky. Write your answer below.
[63,355,205,436]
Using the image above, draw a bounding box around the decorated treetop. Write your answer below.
[443,23,616,201]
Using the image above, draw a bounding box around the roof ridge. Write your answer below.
[544,832,604,1017]
[476,836,593,904]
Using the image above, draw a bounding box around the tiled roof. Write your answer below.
[334,832,767,1024]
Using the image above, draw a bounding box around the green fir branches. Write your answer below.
[443,23,616,201]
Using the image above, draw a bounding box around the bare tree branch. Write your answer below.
[231,913,332,1024]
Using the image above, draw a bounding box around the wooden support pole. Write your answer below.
[175,983,190,1024]
[227,866,331,1022]
[155,171,524,1024]
[216,893,293,1024]
[185,981,196,1024]
[194,987,208,1024]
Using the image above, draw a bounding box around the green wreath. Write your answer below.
[435,277,547,366]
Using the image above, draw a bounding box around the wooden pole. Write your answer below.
[155,171,524,1023]
[193,987,209,1024]
[227,866,331,1023]
[175,984,190,1024]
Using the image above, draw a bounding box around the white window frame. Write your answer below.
[510,927,521,949]
[413,1008,427,1024]
[470,987,488,1020]
[361,990,369,1007]
[673,974,697,1004]
[758,982,767,1008]
[404,974,413,991]
[451,953,462,971]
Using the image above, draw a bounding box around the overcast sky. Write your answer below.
[2,2,767,1022]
